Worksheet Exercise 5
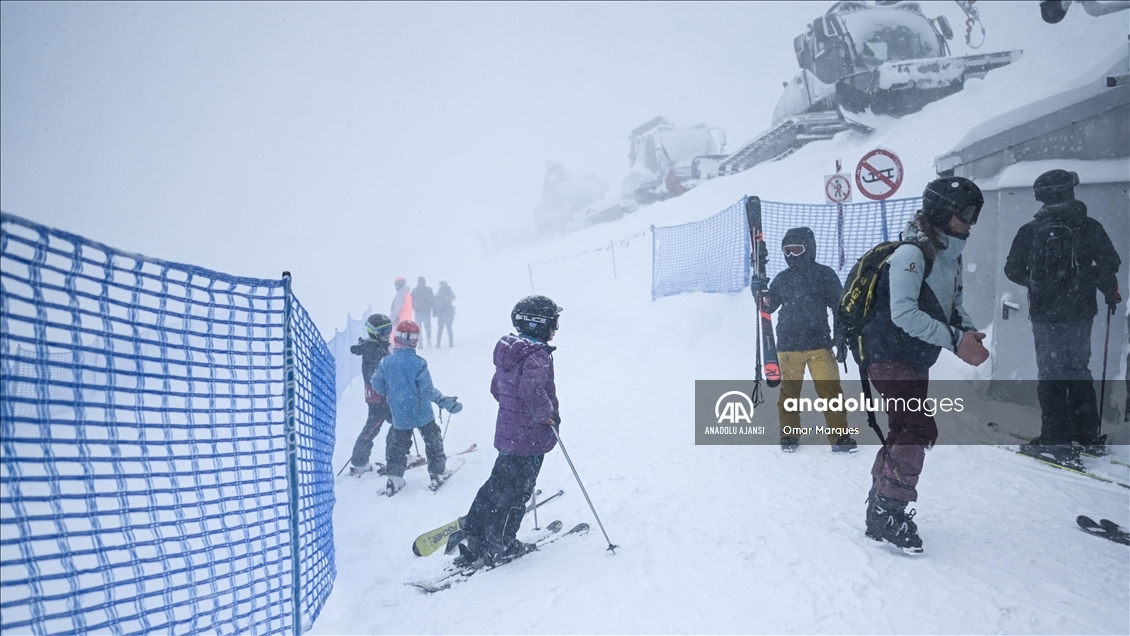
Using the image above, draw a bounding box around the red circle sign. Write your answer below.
[855,149,904,201]
[825,174,851,204]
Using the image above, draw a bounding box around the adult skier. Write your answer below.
[862,177,989,554]
[413,277,436,348]
[390,277,413,328]
[1004,169,1122,463]
[434,281,456,347]
[451,295,562,567]
[371,320,462,495]
[764,227,857,453]
[347,314,394,476]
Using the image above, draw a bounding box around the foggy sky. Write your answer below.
[1,2,990,331]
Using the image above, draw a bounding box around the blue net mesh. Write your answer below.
[651,198,751,299]
[651,197,921,298]
[0,212,335,635]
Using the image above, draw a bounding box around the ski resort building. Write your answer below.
[935,44,1129,418]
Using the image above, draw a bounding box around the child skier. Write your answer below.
[347,314,394,476]
[370,320,462,495]
[451,295,563,568]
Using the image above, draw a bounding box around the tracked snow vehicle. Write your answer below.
[534,163,628,234]
[620,116,727,207]
[719,1,1021,176]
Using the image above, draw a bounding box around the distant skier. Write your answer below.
[764,227,857,453]
[413,277,435,348]
[347,314,394,476]
[451,295,562,567]
[390,277,413,328]
[1004,169,1122,463]
[861,177,989,554]
[434,281,456,347]
[370,320,462,495]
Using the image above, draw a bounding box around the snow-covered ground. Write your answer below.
[311,5,1129,633]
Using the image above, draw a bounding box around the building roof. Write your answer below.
[935,43,1129,174]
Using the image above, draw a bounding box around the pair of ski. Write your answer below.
[990,427,1128,467]
[1077,516,1130,546]
[376,442,477,477]
[412,488,565,556]
[746,197,781,390]
[407,521,591,593]
[383,458,465,496]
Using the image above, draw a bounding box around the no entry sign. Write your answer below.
[824,173,852,204]
[855,149,903,201]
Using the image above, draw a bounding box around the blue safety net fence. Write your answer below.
[651,196,921,299]
[0,211,336,635]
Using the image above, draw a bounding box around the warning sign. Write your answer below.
[855,149,904,201]
[824,173,852,204]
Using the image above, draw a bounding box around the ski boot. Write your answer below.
[1020,438,1083,469]
[1075,434,1108,457]
[383,476,406,497]
[485,538,537,566]
[349,463,374,477]
[780,437,799,453]
[865,488,923,554]
[832,436,859,454]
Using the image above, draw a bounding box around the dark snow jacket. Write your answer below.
[490,334,559,456]
[434,284,456,318]
[413,281,435,318]
[765,227,843,352]
[1004,199,1122,323]
[350,337,390,389]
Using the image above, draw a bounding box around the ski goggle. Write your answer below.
[366,322,392,339]
[783,244,805,257]
[952,203,981,225]
[395,330,419,343]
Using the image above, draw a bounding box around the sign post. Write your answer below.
[826,161,851,269]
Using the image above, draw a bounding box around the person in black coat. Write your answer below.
[763,227,856,453]
[413,277,435,348]
[434,281,456,347]
[1004,169,1122,462]
[347,314,394,475]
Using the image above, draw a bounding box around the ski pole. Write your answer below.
[412,429,421,459]
[336,461,350,477]
[531,488,540,530]
[551,425,617,554]
[1098,305,1113,434]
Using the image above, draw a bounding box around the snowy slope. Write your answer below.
[312,4,1128,634]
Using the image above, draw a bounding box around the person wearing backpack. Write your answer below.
[853,177,990,554]
[763,227,857,454]
[1004,169,1122,464]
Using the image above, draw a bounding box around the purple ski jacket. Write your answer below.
[490,334,559,456]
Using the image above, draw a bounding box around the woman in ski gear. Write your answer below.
[454,295,562,567]
[765,227,856,453]
[348,314,394,475]
[413,277,435,348]
[371,320,462,494]
[433,281,456,347]
[390,277,414,328]
[1004,169,1122,461]
[862,177,988,554]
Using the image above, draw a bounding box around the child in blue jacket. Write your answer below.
[371,320,462,495]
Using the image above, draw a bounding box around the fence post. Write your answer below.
[281,271,302,636]
[609,241,617,279]
[528,263,536,294]
[650,225,657,300]
[880,200,889,242]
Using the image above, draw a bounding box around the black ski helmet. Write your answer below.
[922,177,984,226]
[511,295,563,341]
[366,314,393,340]
[1033,169,1079,204]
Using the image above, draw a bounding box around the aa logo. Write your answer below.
[714,391,755,424]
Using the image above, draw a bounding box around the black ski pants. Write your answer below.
[1033,320,1099,444]
[385,421,446,478]
[463,452,543,548]
[350,401,391,468]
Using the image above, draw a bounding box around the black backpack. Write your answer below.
[838,239,932,363]
[1028,218,1084,294]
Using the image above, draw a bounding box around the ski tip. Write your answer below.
[547,520,564,532]
[567,523,590,535]
[1077,515,1097,528]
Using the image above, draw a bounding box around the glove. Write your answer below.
[833,338,848,365]
[1105,287,1121,311]
[438,396,462,414]
[750,276,768,295]
[550,409,561,426]
[955,331,989,367]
